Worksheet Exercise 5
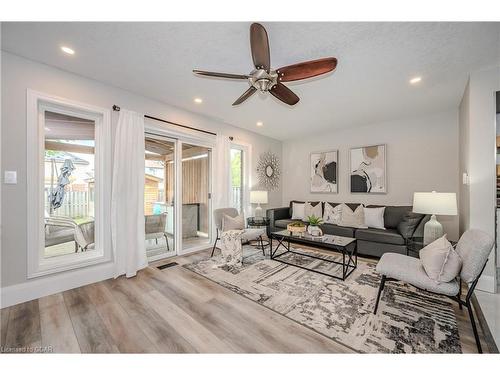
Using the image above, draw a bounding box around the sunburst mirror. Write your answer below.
[256,152,280,191]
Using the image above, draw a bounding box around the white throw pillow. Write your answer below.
[363,207,386,230]
[323,202,342,225]
[419,235,462,284]
[339,204,367,228]
[304,202,322,219]
[291,202,305,220]
[222,214,245,231]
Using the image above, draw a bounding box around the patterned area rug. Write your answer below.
[184,245,462,353]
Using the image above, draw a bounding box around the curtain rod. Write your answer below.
[112,105,217,136]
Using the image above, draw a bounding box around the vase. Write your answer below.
[307,225,322,236]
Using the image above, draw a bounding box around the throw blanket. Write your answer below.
[217,230,244,267]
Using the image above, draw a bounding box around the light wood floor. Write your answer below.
[0,248,492,353]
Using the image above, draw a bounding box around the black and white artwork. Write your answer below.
[310,151,338,193]
[350,144,386,193]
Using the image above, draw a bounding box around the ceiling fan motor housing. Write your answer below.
[249,68,278,92]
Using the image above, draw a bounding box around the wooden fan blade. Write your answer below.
[232,86,257,106]
[269,83,300,106]
[276,57,337,82]
[250,23,270,72]
[193,70,249,80]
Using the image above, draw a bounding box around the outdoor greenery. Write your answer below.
[231,149,242,187]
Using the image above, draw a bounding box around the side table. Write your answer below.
[246,217,270,249]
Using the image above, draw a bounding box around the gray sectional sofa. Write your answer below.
[266,201,429,258]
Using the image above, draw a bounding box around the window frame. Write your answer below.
[26,90,112,278]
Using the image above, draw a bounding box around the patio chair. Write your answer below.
[211,208,266,257]
[145,213,170,251]
[373,229,494,353]
[45,216,95,252]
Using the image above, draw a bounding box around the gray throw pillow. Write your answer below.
[222,214,245,231]
[397,212,425,239]
[419,235,462,283]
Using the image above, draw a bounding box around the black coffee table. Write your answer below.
[270,230,357,280]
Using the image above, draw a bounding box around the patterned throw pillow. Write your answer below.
[323,202,342,225]
[304,202,322,219]
[222,214,245,231]
[420,235,462,283]
[339,204,367,228]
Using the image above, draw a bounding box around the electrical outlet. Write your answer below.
[4,171,17,184]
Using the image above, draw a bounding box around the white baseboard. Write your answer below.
[476,274,496,293]
[0,262,115,308]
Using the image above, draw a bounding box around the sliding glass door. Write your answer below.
[144,134,176,260]
[181,143,212,250]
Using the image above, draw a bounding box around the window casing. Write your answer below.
[27,90,112,278]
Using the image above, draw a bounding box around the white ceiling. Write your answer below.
[2,22,499,140]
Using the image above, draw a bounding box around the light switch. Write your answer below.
[4,171,17,184]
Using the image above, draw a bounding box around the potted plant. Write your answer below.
[287,221,306,236]
[306,215,324,236]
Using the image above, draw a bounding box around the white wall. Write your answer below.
[282,110,460,240]
[459,65,500,292]
[459,81,470,236]
[0,52,282,297]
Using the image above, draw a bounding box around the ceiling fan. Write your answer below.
[193,23,337,106]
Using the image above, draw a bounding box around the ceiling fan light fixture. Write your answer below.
[409,76,422,84]
[256,121,263,127]
[194,97,203,104]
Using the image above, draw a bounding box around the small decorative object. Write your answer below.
[287,221,306,236]
[306,215,324,237]
[310,150,338,193]
[413,191,457,245]
[250,190,268,218]
[256,151,280,191]
[350,144,386,193]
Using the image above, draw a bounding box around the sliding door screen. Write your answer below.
[144,135,176,260]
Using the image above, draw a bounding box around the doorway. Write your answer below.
[144,134,176,260]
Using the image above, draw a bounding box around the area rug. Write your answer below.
[183,245,462,353]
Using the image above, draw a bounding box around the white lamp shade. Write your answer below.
[413,191,457,215]
[250,190,268,204]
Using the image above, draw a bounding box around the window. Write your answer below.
[27,91,111,277]
[230,147,243,213]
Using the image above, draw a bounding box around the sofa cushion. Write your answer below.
[367,205,412,229]
[339,204,367,228]
[304,201,322,219]
[291,202,306,220]
[419,235,462,283]
[321,223,356,237]
[289,200,320,217]
[323,202,342,225]
[275,219,295,229]
[355,228,405,245]
[376,253,459,296]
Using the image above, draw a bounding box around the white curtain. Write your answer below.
[111,109,147,278]
[214,134,231,210]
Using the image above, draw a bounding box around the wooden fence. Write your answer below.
[45,188,93,218]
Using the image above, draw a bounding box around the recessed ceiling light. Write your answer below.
[61,46,75,55]
[194,98,203,104]
[256,121,263,127]
[409,76,422,84]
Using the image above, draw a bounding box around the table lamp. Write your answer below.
[250,190,268,218]
[412,191,457,245]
